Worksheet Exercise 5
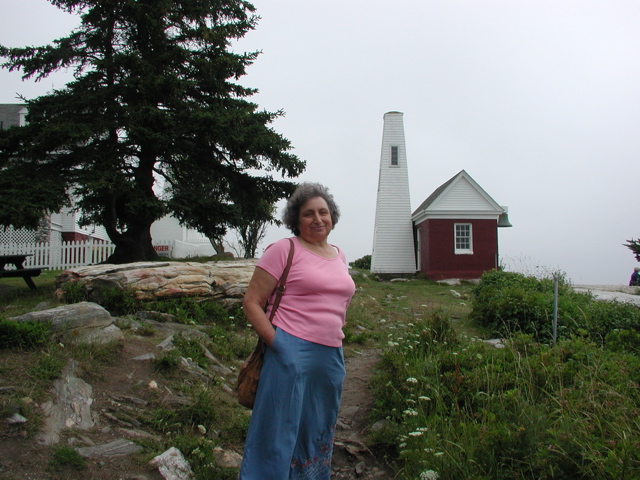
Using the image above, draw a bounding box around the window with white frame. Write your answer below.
[454,223,473,254]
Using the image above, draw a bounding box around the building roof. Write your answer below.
[0,103,27,130]
[412,169,506,221]
[412,172,458,214]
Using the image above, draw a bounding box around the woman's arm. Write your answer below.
[242,266,280,347]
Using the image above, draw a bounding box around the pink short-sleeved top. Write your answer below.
[256,237,356,347]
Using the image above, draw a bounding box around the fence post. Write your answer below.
[553,274,559,344]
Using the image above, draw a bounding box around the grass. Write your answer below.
[0,269,63,314]
[4,266,638,479]
[368,271,640,480]
[48,446,86,471]
[372,330,640,479]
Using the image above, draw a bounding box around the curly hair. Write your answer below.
[282,182,340,236]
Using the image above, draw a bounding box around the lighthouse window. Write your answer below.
[391,146,399,166]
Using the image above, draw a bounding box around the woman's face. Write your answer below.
[297,196,332,242]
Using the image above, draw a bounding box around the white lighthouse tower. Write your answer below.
[371,111,417,274]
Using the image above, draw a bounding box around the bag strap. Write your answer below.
[267,238,295,322]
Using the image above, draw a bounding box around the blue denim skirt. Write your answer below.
[238,328,345,480]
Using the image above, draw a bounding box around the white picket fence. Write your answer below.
[0,239,184,271]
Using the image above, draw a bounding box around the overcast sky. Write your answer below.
[2,0,639,285]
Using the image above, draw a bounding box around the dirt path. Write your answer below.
[332,348,392,479]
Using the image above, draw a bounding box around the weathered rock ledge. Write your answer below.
[55,260,258,304]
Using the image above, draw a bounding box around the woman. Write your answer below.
[238,182,356,479]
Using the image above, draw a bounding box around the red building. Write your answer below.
[412,170,511,280]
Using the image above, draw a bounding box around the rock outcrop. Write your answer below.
[55,260,258,304]
[8,302,123,345]
[37,360,95,445]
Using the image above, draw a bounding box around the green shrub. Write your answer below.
[147,298,237,326]
[470,270,640,343]
[0,320,50,350]
[605,329,640,354]
[350,254,372,270]
[61,280,141,315]
[95,286,140,316]
[581,300,640,341]
[61,281,85,304]
[153,351,181,374]
[49,446,86,471]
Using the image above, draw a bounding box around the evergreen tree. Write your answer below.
[0,0,304,263]
[624,238,640,262]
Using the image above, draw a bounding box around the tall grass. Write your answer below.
[370,270,640,479]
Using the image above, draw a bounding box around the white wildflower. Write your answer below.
[420,470,440,480]
[408,431,424,437]
[406,377,418,384]
[403,408,419,416]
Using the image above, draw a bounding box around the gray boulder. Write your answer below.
[37,360,95,445]
[8,302,122,345]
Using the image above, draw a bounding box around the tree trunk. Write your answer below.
[208,237,225,255]
[105,229,159,264]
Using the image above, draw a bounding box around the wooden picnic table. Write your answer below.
[0,254,43,290]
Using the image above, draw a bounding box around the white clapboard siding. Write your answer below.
[412,170,506,223]
[433,176,497,212]
[371,111,417,274]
